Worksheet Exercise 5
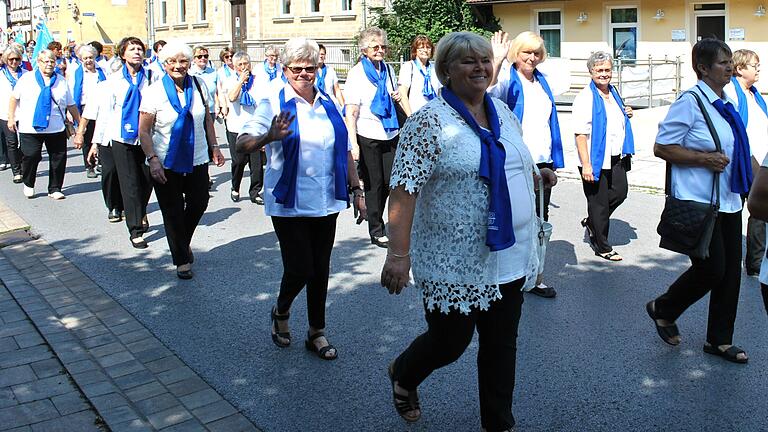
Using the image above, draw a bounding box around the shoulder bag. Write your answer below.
[54,98,76,138]
[656,89,720,260]
[387,64,408,128]
[523,165,554,289]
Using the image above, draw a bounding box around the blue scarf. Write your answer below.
[273,88,349,208]
[161,74,196,174]
[264,61,278,81]
[239,73,255,106]
[32,69,56,131]
[222,64,232,78]
[317,65,328,92]
[708,93,753,194]
[588,82,635,181]
[1,65,23,88]
[360,56,398,132]
[120,65,145,141]
[731,77,768,127]
[505,65,564,168]
[442,87,515,251]
[414,60,436,101]
[73,66,106,113]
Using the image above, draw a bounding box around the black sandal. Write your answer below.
[304,331,337,360]
[388,361,420,423]
[703,343,748,364]
[645,301,680,346]
[270,306,291,348]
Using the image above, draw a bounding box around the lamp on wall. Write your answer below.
[653,9,665,21]
[577,11,588,23]
[756,5,766,17]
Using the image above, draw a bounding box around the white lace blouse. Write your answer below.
[391,96,539,314]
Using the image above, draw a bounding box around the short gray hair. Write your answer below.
[77,44,97,58]
[358,27,387,52]
[2,45,22,62]
[264,45,278,56]
[232,51,251,65]
[434,31,493,86]
[587,51,613,72]
[281,37,319,66]
[157,40,193,63]
[37,49,55,62]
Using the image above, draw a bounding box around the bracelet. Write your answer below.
[387,250,409,258]
[349,185,362,193]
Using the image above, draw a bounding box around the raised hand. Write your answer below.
[491,30,511,64]
[266,111,296,142]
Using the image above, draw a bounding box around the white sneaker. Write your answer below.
[48,191,66,200]
[23,185,34,198]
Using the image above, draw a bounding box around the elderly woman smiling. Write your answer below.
[9,49,80,200]
[138,41,225,279]
[381,32,556,430]
[237,37,366,360]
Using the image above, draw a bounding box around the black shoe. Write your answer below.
[746,268,760,277]
[528,286,557,298]
[108,209,121,223]
[86,168,98,178]
[176,267,193,280]
[12,175,23,184]
[231,190,240,202]
[270,306,291,348]
[371,235,389,248]
[251,195,264,205]
[130,236,148,249]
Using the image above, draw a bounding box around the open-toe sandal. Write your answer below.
[270,306,291,348]
[645,301,680,346]
[388,361,421,423]
[596,250,623,261]
[304,331,337,360]
[703,343,748,364]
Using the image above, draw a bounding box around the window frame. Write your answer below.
[198,0,206,22]
[178,0,186,23]
[340,0,352,12]
[309,0,321,14]
[278,0,292,16]
[607,5,639,61]
[534,8,562,59]
[159,0,167,25]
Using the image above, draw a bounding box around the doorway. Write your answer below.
[694,3,725,41]
[230,0,247,51]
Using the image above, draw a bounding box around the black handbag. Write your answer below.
[656,89,720,260]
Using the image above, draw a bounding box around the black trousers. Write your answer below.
[579,156,628,253]
[745,215,766,273]
[112,141,152,238]
[19,131,68,193]
[0,120,20,175]
[98,144,123,212]
[535,162,554,221]
[357,134,397,238]
[760,283,768,316]
[272,213,339,330]
[228,130,262,200]
[654,211,742,346]
[392,279,524,432]
[80,119,95,169]
[153,164,209,266]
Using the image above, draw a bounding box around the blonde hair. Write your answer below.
[733,49,758,75]
[434,31,493,86]
[508,31,547,63]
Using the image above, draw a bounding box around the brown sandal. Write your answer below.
[387,361,421,423]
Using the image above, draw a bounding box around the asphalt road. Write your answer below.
[1,142,766,432]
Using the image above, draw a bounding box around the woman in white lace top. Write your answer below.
[380,32,557,431]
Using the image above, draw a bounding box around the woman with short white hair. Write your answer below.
[138,40,225,279]
[0,45,25,181]
[8,49,80,200]
[70,43,107,178]
[237,37,366,360]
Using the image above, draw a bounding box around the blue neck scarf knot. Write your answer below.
[708,89,753,194]
[161,74,196,174]
[731,76,768,127]
[361,56,398,132]
[587,81,635,181]
[415,60,436,101]
[239,73,255,106]
[32,69,56,131]
[120,65,145,141]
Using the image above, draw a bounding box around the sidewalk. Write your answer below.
[0,208,261,431]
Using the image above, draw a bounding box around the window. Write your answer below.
[198,0,206,21]
[159,0,167,24]
[536,10,561,58]
[341,0,351,12]
[178,0,186,22]
[610,7,637,61]
[310,0,320,13]
[281,0,291,14]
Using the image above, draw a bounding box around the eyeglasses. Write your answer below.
[367,45,388,52]
[7,57,21,62]
[165,59,190,66]
[223,55,232,59]
[747,63,761,69]
[286,65,317,74]
[195,54,209,59]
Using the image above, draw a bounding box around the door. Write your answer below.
[696,16,725,40]
[230,0,247,51]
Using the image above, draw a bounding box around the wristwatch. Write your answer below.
[146,154,158,162]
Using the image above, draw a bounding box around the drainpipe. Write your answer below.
[147,0,155,48]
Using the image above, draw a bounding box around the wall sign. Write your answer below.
[671,29,686,41]
[729,28,745,41]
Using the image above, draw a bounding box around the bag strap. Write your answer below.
[192,76,214,147]
[665,89,721,209]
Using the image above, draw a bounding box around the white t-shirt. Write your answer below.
[90,67,152,145]
[344,61,399,140]
[724,81,768,164]
[223,74,263,134]
[398,60,442,113]
[11,71,74,134]
[0,68,25,120]
[316,64,339,96]
[240,83,351,217]
[252,61,284,89]
[139,77,210,167]
[571,85,627,170]
[67,68,104,109]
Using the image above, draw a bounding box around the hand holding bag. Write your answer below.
[656,90,720,260]
[524,165,553,290]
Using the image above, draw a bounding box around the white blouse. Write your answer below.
[390,96,538,314]
[11,72,74,134]
[344,61,399,140]
[67,68,104,109]
[316,64,339,96]
[0,69,24,120]
[139,77,210,167]
[571,85,627,170]
[724,81,768,164]
[240,83,351,218]
[90,67,152,145]
[223,74,263,134]
[398,60,442,113]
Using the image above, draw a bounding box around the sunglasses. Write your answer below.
[287,65,317,74]
[223,55,232,59]
[195,54,209,59]
[7,58,21,62]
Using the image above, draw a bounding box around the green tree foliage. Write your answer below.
[374,0,500,60]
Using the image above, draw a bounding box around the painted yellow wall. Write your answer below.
[46,0,146,45]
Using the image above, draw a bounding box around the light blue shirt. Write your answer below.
[189,65,217,113]
[656,81,742,213]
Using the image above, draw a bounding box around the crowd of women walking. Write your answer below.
[1,27,767,432]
